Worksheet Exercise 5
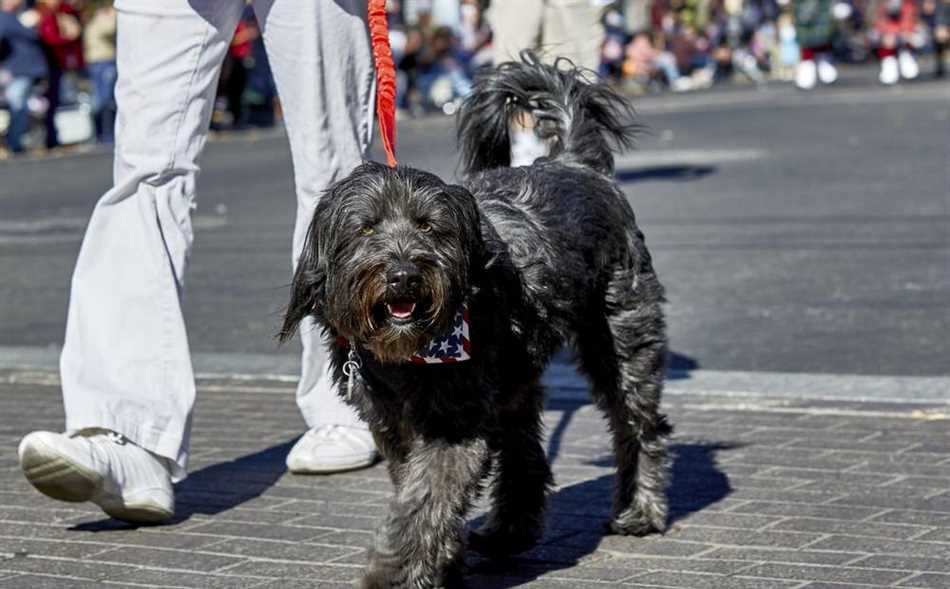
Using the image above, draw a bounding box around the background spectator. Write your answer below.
[35,0,83,149]
[2,0,948,154]
[83,1,116,143]
[0,0,48,155]
[873,0,921,83]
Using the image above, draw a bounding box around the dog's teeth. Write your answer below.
[388,303,416,318]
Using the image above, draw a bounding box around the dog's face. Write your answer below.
[281,162,483,363]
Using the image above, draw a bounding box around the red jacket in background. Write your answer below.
[37,5,84,70]
[875,0,918,35]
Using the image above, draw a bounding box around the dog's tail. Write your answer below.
[457,51,638,176]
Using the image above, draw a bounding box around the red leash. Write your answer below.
[367,0,398,167]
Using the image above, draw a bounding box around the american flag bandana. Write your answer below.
[408,305,471,364]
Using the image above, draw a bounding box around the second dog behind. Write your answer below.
[281,52,671,588]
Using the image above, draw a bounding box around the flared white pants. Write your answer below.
[60,0,375,479]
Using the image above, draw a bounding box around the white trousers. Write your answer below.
[60,0,375,480]
[489,0,606,72]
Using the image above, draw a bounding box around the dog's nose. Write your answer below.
[387,264,422,292]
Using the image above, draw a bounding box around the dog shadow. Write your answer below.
[465,442,736,588]
[467,351,729,587]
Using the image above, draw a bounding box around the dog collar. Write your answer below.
[409,305,471,364]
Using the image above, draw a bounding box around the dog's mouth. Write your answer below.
[383,298,420,325]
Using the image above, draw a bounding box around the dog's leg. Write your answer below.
[362,436,488,589]
[469,380,551,556]
[578,270,670,536]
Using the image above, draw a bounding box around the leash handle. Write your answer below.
[368,0,398,167]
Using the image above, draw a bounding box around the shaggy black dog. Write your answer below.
[281,53,671,589]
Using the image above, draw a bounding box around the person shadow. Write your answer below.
[68,440,295,531]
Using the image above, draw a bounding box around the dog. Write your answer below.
[280,52,671,589]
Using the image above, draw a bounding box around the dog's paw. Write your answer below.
[468,523,540,557]
[607,506,666,537]
[358,570,390,589]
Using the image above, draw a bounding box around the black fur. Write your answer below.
[281,53,670,589]
[457,50,641,175]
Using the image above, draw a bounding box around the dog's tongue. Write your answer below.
[388,301,416,319]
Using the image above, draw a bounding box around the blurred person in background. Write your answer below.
[414,25,472,113]
[242,12,278,127]
[621,30,663,89]
[670,21,715,87]
[35,0,83,149]
[872,0,920,84]
[458,0,492,70]
[774,10,800,80]
[214,5,258,130]
[83,1,117,144]
[923,0,949,76]
[0,0,48,155]
[793,0,839,88]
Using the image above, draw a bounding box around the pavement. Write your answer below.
[1,74,950,587]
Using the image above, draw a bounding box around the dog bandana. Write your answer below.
[341,306,471,399]
[409,306,471,364]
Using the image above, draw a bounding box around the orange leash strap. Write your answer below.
[368,0,398,167]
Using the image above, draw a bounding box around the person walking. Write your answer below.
[17,0,379,524]
[83,2,117,144]
[489,0,607,71]
[0,0,48,155]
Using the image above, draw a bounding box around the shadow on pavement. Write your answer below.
[70,351,710,539]
[467,442,736,588]
[68,440,294,531]
[616,164,716,183]
[545,349,699,464]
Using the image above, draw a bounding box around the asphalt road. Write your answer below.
[1,76,949,376]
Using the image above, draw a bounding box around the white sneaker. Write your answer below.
[795,59,817,90]
[898,50,919,80]
[286,425,379,474]
[18,430,174,523]
[817,57,838,84]
[880,56,900,85]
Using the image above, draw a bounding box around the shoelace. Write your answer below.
[105,431,126,446]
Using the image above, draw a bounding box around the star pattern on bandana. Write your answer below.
[409,305,471,363]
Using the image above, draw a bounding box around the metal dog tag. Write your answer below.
[342,349,361,402]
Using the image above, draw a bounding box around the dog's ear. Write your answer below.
[279,215,327,343]
[443,184,487,279]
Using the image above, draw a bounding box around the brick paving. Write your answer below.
[1,368,949,588]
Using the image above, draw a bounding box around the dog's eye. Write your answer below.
[418,221,432,233]
[360,226,375,237]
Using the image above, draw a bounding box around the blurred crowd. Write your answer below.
[602,0,949,92]
[1,0,948,155]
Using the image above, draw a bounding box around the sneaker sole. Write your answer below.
[288,455,380,475]
[99,498,174,524]
[19,438,102,503]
